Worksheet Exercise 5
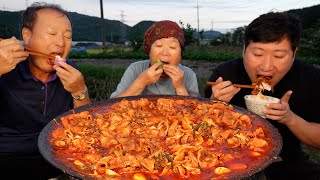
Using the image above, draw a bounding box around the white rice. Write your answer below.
[246,94,280,104]
[244,95,280,117]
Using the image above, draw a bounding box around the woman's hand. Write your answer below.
[137,61,163,86]
[163,64,184,88]
[163,64,188,95]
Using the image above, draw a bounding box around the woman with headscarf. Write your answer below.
[110,20,199,98]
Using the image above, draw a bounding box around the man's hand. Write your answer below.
[53,61,86,95]
[211,77,240,102]
[264,90,295,125]
[0,37,29,76]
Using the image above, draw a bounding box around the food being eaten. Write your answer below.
[48,97,280,179]
[257,91,266,100]
[153,58,164,70]
[251,76,273,96]
[153,58,168,70]
[54,55,66,66]
[259,82,272,91]
[246,76,279,117]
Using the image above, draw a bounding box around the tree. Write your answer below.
[0,24,11,38]
[231,26,246,46]
[127,27,144,51]
[300,19,320,56]
[220,32,232,46]
[179,20,197,46]
[199,29,204,41]
[210,38,222,46]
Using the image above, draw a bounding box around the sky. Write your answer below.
[1,0,319,33]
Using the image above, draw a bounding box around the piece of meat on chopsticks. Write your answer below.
[251,76,273,95]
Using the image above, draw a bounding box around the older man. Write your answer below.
[0,2,90,179]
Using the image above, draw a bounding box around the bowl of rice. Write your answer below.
[244,94,280,118]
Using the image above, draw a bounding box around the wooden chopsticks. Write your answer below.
[207,81,254,89]
[0,38,56,59]
[24,47,56,59]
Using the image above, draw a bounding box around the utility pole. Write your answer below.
[120,10,127,43]
[195,1,201,45]
[211,19,214,31]
[100,0,106,49]
[25,0,29,8]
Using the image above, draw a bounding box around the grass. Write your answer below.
[78,63,125,102]
[302,144,320,164]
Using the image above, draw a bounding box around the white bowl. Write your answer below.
[244,94,280,118]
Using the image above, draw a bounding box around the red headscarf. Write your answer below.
[143,20,185,55]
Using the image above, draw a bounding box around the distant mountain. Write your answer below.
[0,10,130,42]
[129,21,155,39]
[0,10,23,39]
[203,30,221,39]
[69,12,130,42]
[130,21,222,41]
[132,21,155,31]
[127,20,154,43]
[287,4,320,29]
[0,4,319,42]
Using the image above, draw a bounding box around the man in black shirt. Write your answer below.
[0,2,91,179]
[205,12,320,179]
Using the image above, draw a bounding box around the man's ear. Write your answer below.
[242,45,246,58]
[293,48,298,60]
[22,27,31,44]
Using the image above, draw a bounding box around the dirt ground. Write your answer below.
[70,58,221,79]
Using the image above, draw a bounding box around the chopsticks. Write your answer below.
[24,47,56,59]
[207,81,254,89]
[0,37,56,59]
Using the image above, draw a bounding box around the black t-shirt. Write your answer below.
[204,58,320,172]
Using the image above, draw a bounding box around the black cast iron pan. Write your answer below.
[38,95,282,180]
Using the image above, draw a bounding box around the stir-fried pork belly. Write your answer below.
[50,98,273,179]
[251,76,273,95]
